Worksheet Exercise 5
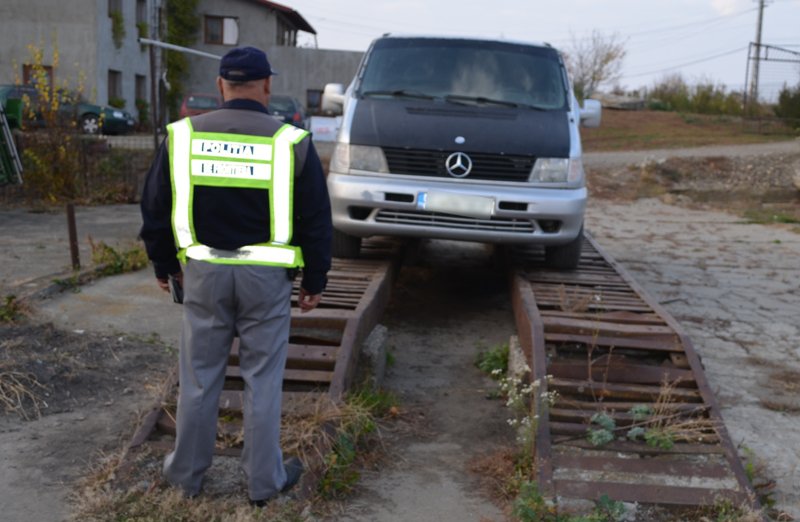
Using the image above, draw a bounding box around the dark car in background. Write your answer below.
[179,93,220,118]
[268,94,307,129]
[0,84,135,134]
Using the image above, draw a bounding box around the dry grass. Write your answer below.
[556,284,596,314]
[644,378,718,446]
[70,392,388,521]
[581,110,795,152]
[0,369,47,419]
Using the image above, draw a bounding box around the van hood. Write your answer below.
[348,97,570,157]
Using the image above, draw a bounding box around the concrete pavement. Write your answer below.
[1,203,182,346]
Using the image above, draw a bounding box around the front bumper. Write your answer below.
[328,171,586,245]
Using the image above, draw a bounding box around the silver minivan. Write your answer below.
[322,35,601,268]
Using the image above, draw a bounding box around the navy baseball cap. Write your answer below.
[219,46,277,81]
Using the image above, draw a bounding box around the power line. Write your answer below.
[299,2,761,48]
[620,46,748,80]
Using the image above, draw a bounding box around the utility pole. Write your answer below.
[748,0,767,106]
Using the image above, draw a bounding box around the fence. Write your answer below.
[743,43,800,130]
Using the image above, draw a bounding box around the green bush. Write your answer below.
[110,9,125,48]
[775,83,800,128]
[647,74,742,116]
[135,98,150,128]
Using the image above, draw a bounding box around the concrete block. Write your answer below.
[357,324,388,389]
[508,335,530,382]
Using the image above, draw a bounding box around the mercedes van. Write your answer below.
[322,35,601,268]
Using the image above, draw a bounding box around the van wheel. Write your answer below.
[544,227,583,270]
[332,229,362,259]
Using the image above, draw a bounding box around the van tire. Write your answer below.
[332,229,362,259]
[544,227,583,270]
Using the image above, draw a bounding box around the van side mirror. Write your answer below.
[580,99,602,128]
[322,83,345,116]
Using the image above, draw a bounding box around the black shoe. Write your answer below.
[281,456,304,493]
[250,498,269,508]
[250,458,304,507]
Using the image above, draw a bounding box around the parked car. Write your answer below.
[268,94,307,129]
[179,93,221,118]
[321,35,601,268]
[0,84,135,135]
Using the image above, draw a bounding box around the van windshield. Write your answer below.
[358,38,567,110]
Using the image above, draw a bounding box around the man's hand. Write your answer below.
[297,288,322,313]
[157,271,183,292]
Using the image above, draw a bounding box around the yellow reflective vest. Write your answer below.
[167,117,308,268]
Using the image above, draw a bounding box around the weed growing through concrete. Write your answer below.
[0,295,26,323]
[318,387,396,499]
[475,342,509,377]
[88,236,149,276]
[52,274,82,292]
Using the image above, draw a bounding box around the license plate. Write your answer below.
[420,191,495,219]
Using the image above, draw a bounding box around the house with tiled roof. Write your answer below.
[184,0,362,117]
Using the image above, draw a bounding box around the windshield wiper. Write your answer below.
[443,94,551,111]
[361,89,436,100]
[444,94,519,108]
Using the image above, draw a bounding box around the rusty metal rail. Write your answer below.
[126,237,404,457]
[510,232,756,507]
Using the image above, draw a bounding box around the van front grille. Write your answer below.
[382,148,534,182]
[374,209,535,234]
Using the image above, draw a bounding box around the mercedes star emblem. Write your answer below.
[445,152,473,178]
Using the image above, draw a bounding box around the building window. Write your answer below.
[306,89,322,115]
[135,74,147,102]
[108,0,122,16]
[204,15,238,45]
[23,64,54,87]
[276,16,297,46]
[108,69,123,105]
[136,0,147,24]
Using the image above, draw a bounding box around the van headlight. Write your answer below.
[529,158,584,184]
[330,144,389,174]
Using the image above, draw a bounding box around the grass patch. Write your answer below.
[742,208,800,225]
[72,389,396,520]
[475,342,509,378]
[89,237,150,275]
[581,110,795,152]
[0,295,27,323]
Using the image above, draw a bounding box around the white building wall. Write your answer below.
[0,0,99,95]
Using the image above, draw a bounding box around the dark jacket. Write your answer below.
[140,98,332,294]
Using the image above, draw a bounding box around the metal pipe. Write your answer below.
[137,37,222,60]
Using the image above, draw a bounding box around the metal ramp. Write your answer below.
[127,238,404,458]
[510,232,756,507]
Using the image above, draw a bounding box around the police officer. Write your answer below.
[140,46,332,505]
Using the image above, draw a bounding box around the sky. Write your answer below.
[286,0,800,97]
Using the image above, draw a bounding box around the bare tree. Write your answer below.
[564,31,627,100]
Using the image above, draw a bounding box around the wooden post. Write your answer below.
[66,202,80,270]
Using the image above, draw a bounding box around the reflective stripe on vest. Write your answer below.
[167,117,309,267]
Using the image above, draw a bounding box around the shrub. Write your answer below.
[775,83,800,128]
[647,73,742,116]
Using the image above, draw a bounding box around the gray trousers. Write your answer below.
[163,259,291,500]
